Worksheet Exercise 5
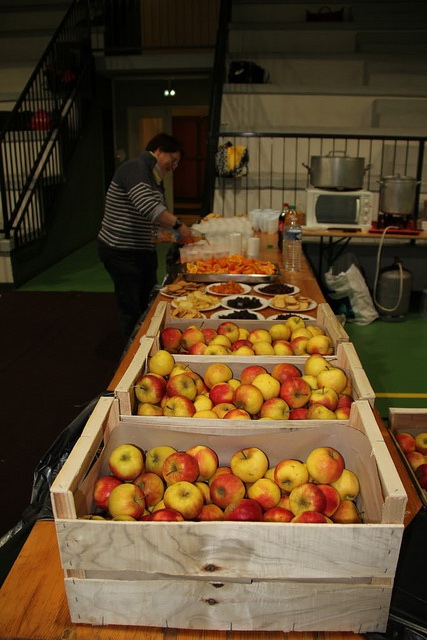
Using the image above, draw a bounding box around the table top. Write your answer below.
[0,236,422,640]
[302,227,427,240]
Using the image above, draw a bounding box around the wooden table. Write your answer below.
[0,237,422,640]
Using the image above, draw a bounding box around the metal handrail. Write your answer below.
[0,0,92,248]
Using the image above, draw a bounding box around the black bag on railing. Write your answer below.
[228,60,269,84]
[215,141,249,178]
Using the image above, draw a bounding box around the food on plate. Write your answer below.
[209,282,248,295]
[185,255,277,275]
[256,283,296,295]
[226,296,265,310]
[214,310,261,320]
[170,291,218,318]
[271,294,312,311]
[161,280,206,297]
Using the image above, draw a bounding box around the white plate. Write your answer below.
[171,296,221,312]
[159,285,206,298]
[206,282,252,296]
[268,313,315,321]
[210,309,265,320]
[252,283,300,297]
[268,297,318,312]
[221,294,269,311]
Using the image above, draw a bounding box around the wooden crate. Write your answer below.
[115,336,374,417]
[388,407,427,507]
[146,300,349,352]
[51,397,406,632]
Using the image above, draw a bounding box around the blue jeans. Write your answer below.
[98,239,158,339]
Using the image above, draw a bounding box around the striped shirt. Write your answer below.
[98,151,166,250]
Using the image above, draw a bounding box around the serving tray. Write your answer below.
[181,264,280,284]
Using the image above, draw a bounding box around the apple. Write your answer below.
[134,471,165,508]
[301,374,318,390]
[406,450,426,471]
[306,325,325,337]
[135,373,167,405]
[113,515,137,521]
[306,446,345,484]
[205,345,233,356]
[289,407,309,420]
[285,316,306,332]
[108,443,144,481]
[162,395,196,417]
[233,345,255,356]
[264,466,276,481]
[232,384,264,415]
[169,363,191,378]
[316,483,341,517]
[260,397,290,420]
[415,432,427,455]
[331,469,360,500]
[162,451,200,484]
[279,377,311,409]
[274,459,309,492]
[160,327,182,352]
[180,326,205,351]
[246,477,281,510]
[209,334,232,348]
[317,367,348,394]
[303,354,333,377]
[145,445,177,476]
[210,473,246,509]
[240,365,268,385]
[269,323,291,341]
[230,447,269,482]
[272,340,294,356]
[224,498,263,521]
[163,480,204,520]
[396,432,417,454]
[415,463,427,490]
[151,499,165,512]
[335,406,351,420]
[228,378,241,391]
[212,402,236,418]
[331,499,361,524]
[80,515,105,520]
[289,482,326,516]
[231,339,253,351]
[196,504,224,521]
[306,404,337,420]
[278,494,291,510]
[194,394,213,412]
[291,511,330,523]
[291,327,313,340]
[308,387,339,411]
[209,382,234,405]
[263,506,294,522]
[208,466,232,485]
[107,482,145,519]
[184,370,208,394]
[217,321,240,343]
[203,363,233,389]
[223,408,251,420]
[147,349,175,376]
[93,475,123,511]
[150,508,184,521]
[136,402,163,416]
[290,336,309,355]
[188,342,208,355]
[306,334,334,355]
[193,410,218,419]
[248,328,272,344]
[337,394,353,409]
[186,445,219,481]
[252,373,281,400]
[251,341,275,356]
[166,373,198,401]
[200,327,216,343]
[195,481,211,504]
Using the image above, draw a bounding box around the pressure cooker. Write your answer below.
[303,150,370,190]
[379,175,419,215]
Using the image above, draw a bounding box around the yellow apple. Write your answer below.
[252,373,281,400]
[317,367,348,394]
[233,383,264,415]
[108,443,145,481]
[228,378,241,391]
[306,404,337,420]
[301,374,318,390]
[204,344,231,355]
[252,341,275,355]
[169,363,192,378]
[331,469,360,501]
[193,410,218,419]
[233,345,255,356]
[203,362,233,389]
[273,340,294,356]
[260,397,290,420]
[136,402,163,416]
[230,447,269,483]
[238,327,250,340]
[306,335,334,355]
[291,327,313,340]
[303,354,333,377]
[195,481,212,504]
[247,477,281,510]
[306,325,325,337]
[145,445,177,476]
[164,481,204,520]
[285,316,306,332]
[331,499,361,524]
[209,334,232,348]
[107,483,145,519]
[248,328,272,344]
[274,459,309,492]
[186,445,219,481]
[147,349,175,376]
[193,394,213,412]
[268,323,291,341]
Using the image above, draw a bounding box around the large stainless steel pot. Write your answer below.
[379,175,419,215]
[302,150,369,190]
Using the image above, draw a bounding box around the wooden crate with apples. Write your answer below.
[388,408,427,507]
[114,335,374,418]
[146,300,349,355]
[50,396,406,632]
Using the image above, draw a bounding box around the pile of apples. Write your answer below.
[159,318,335,357]
[90,443,362,523]
[395,431,427,491]
[134,349,353,420]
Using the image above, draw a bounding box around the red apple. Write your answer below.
[223,498,263,521]
[331,500,361,524]
[335,406,351,420]
[395,432,416,454]
[223,408,251,420]
[260,397,290,420]
[160,327,182,352]
[246,477,281,510]
[208,466,232,485]
[279,377,311,409]
[289,407,309,420]
[415,463,427,490]
[291,511,330,523]
[406,450,426,471]
[272,340,294,356]
[305,446,345,484]
[240,364,268,385]
[166,373,198,401]
[180,326,205,351]
[188,342,208,355]
[149,508,184,521]
[209,382,234,405]
[316,483,341,517]
[271,362,301,384]
[290,336,309,355]
[107,482,145,519]
[263,506,294,522]
[201,327,217,343]
[336,394,353,409]
[231,339,253,352]
[186,445,219,481]
[133,472,165,508]
[162,451,200,485]
[162,395,196,417]
[308,387,339,411]
[210,473,246,509]
[217,321,240,343]
[134,373,167,405]
[196,504,224,521]
[289,482,326,516]
[93,475,123,511]
[232,384,264,415]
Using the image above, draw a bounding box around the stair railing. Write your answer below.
[0,0,92,249]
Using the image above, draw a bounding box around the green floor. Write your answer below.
[19,241,427,421]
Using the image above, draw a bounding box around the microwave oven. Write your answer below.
[304,188,375,230]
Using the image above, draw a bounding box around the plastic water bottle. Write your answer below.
[277,202,289,251]
[283,205,302,272]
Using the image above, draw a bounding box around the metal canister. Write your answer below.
[375,258,412,321]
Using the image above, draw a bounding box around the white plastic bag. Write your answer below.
[324,259,379,325]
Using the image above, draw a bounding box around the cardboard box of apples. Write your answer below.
[114,336,374,419]
[389,407,427,507]
[50,395,406,631]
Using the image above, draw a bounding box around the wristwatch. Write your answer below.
[173,218,183,230]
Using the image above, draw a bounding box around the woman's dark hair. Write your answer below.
[146,133,184,158]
